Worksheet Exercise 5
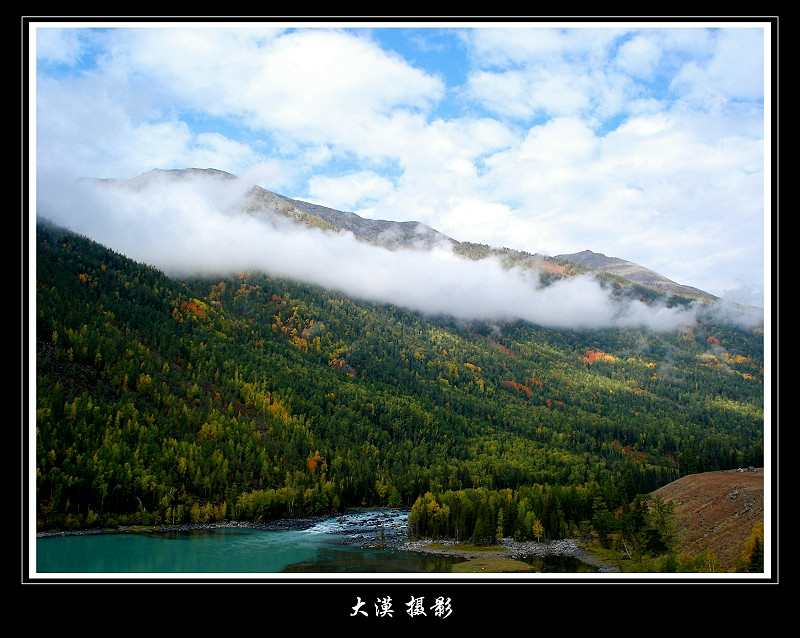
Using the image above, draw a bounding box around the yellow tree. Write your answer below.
[737,522,764,572]
[532,517,544,542]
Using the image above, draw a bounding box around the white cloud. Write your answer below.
[132,28,444,154]
[466,26,621,67]
[615,34,662,79]
[308,171,395,211]
[671,28,764,104]
[35,27,85,65]
[32,21,768,308]
[39,174,708,332]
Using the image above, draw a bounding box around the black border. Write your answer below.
[20,17,781,613]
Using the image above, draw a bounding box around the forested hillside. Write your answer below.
[33,221,764,547]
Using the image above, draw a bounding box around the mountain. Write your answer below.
[556,249,719,303]
[33,217,765,572]
[244,180,455,250]
[115,168,456,250]
[34,169,768,570]
[101,168,720,304]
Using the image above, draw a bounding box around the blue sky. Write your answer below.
[30,19,771,312]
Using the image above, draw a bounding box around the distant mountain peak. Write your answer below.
[556,249,718,302]
[149,167,237,180]
[243,182,456,250]
[99,168,720,303]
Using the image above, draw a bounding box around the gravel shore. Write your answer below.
[400,537,618,572]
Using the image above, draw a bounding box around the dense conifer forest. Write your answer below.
[32,221,764,547]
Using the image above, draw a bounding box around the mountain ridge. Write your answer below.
[100,167,725,306]
[556,249,719,304]
[128,167,456,250]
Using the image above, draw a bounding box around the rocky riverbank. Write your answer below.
[35,517,329,538]
[400,537,617,572]
[400,537,582,558]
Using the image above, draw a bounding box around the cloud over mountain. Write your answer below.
[36,170,718,333]
[32,24,768,308]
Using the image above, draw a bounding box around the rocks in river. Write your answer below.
[320,509,409,546]
[251,517,327,532]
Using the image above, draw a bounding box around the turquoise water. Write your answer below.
[36,510,462,575]
[37,528,340,573]
[35,510,596,575]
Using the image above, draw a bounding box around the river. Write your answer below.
[35,509,596,575]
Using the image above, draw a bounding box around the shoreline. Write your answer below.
[35,507,402,538]
[399,537,618,572]
[36,508,616,572]
[35,517,331,538]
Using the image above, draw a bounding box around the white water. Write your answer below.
[35,509,443,575]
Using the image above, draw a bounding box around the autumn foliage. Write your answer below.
[503,380,532,397]
[582,349,615,364]
[180,300,206,316]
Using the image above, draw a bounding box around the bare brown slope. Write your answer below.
[652,468,765,571]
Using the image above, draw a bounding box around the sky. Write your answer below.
[29,18,772,330]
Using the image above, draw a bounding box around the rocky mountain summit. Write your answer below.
[244,181,454,250]
[99,168,724,303]
[115,168,454,251]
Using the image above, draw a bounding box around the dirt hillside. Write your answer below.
[651,468,765,572]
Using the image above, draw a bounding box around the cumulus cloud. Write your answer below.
[31,22,768,310]
[308,171,396,211]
